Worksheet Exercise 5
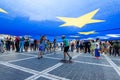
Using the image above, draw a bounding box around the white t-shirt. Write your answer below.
[95,42,100,49]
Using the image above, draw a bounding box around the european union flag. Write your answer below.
[0,0,120,40]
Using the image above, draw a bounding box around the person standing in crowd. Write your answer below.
[95,38,100,59]
[107,41,111,54]
[15,36,20,52]
[105,41,110,54]
[109,41,113,56]
[38,36,46,59]
[84,41,91,54]
[76,40,80,53]
[103,41,108,54]
[11,38,15,51]
[19,37,24,53]
[24,38,29,52]
[30,39,34,51]
[6,37,11,51]
[0,39,2,53]
[82,40,85,53]
[90,40,95,56]
[61,36,72,62]
[118,41,120,56]
[34,40,37,51]
[79,40,84,53]
[53,39,57,53]
[46,40,50,53]
[5,37,8,51]
[113,41,120,56]
[60,43,63,51]
[99,42,104,54]
[71,42,74,52]
[88,41,91,54]
[49,42,52,53]
[84,41,88,53]
[0,39,4,53]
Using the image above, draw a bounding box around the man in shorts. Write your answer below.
[61,36,72,62]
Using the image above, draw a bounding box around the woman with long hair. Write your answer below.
[38,36,46,59]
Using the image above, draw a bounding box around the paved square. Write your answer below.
[75,56,110,65]
[36,77,50,80]
[49,62,119,80]
[0,51,120,80]
[11,58,60,72]
[112,60,120,66]
[0,53,34,61]
[0,64,32,80]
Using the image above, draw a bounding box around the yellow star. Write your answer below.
[0,8,8,14]
[78,31,95,35]
[57,9,105,28]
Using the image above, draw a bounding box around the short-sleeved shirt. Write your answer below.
[95,42,100,49]
[91,42,95,49]
[63,38,69,47]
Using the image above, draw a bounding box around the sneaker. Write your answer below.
[69,60,73,63]
[38,57,41,59]
[60,59,67,63]
[41,56,43,58]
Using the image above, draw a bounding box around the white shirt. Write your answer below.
[95,42,100,49]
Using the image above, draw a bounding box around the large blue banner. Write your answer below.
[0,0,120,40]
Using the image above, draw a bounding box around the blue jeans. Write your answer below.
[20,41,24,52]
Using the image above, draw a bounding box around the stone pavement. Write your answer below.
[0,51,120,80]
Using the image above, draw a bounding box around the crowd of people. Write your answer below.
[0,36,58,54]
[68,39,120,57]
[0,35,120,61]
[38,35,72,63]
